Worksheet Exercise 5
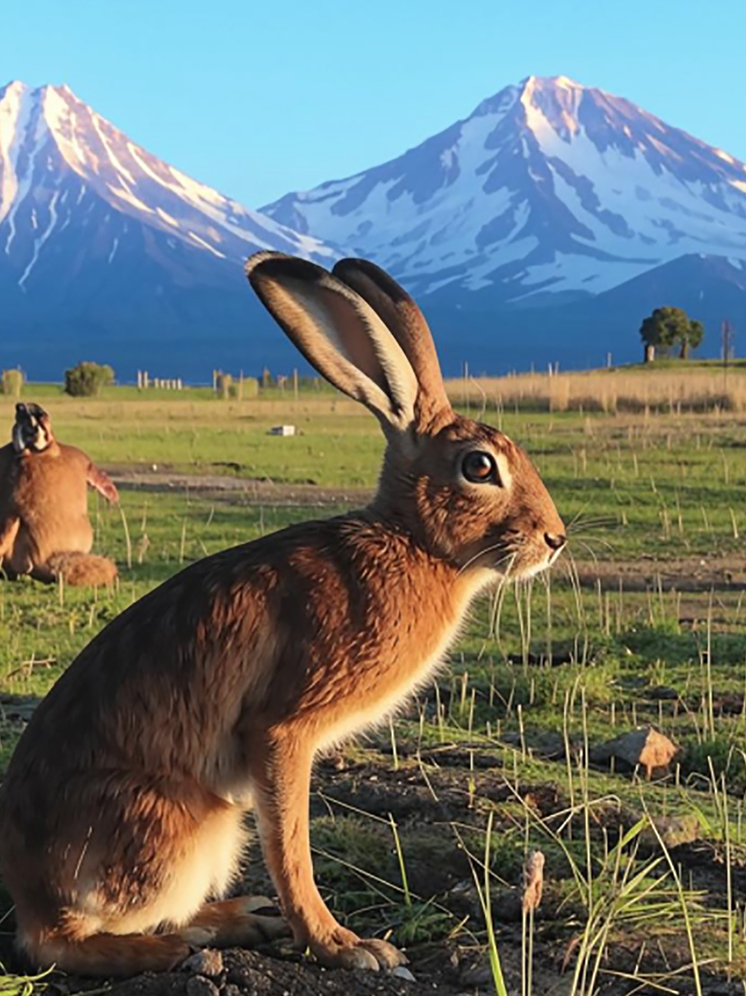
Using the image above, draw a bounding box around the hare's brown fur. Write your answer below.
[0,255,565,977]
[0,405,118,586]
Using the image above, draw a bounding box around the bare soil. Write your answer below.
[572,555,746,591]
[5,748,739,996]
[109,465,371,509]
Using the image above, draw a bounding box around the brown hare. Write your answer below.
[0,254,566,978]
[0,403,119,586]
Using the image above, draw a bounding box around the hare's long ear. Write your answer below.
[246,252,418,434]
[333,258,451,430]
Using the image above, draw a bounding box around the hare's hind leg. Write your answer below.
[23,924,194,976]
[22,901,288,976]
[9,785,249,976]
[251,732,406,972]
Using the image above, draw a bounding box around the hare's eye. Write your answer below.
[462,451,498,484]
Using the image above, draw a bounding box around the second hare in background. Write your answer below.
[0,255,565,978]
[0,403,119,586]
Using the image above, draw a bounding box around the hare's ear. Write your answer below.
[246,252,418,434]
[333,258,451,430]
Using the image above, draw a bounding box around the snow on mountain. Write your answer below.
[4,74,746,377]
[262,75,746,307]
[0,80,341,379]
[0,80,336,294]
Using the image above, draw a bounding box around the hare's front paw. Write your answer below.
[310,926,407,971]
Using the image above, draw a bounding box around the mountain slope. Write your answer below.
[262,76,746,315]
[0,81,338,379]
[5,75,746,378]
[416,254,746,374]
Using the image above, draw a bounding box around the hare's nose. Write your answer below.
[544,532,566,552]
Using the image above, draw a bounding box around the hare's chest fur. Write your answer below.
[316,567,495,752]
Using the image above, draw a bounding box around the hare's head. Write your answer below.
[12,403,54,454]
[246,254,565,581]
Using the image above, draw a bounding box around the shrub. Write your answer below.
[1,369,24,397]
[239,376,259,399]
[64,362,115,397]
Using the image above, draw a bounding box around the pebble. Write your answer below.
[391,966,416,982]
[182,948,224,978]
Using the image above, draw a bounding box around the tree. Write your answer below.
[64,361,115,397]
[640,307,704,360]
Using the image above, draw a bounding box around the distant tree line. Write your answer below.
[0,315,718,400]
[0,362,335,399]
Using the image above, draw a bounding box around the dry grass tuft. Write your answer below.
[445,367,746,414]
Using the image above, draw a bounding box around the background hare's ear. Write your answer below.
[333,258,452,431]
[246,252,418,435]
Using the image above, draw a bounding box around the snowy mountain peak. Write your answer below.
[0,79,336,292]
[0,80,28,99]
[5,73,746,378]
[261,74,746,305]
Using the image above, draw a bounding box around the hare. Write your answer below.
[0,403,119,586]
[0,254,566,978]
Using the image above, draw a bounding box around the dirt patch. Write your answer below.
[108,466,371,509]
[573,555,746,591]
[2,744,741,996]
[57,949,448,996]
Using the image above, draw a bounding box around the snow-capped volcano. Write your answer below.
[0,80,335,279]
[0,80,340,380]
[262,75,746,308]
[4,75,746,377]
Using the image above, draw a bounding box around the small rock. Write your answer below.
[186,976,220,996]
[391,966,416,982]
[182,948,224,977]
[590,726,677,778]
[644,813,701,850]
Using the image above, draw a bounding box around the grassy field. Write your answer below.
[449,360,746,414]
[1,371,746,995]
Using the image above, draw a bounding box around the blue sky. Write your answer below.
[2,0,745,207]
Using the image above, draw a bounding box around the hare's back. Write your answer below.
[3,517,350,784]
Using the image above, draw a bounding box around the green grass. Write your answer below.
[1,391,746,990]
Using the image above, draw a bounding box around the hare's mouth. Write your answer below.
[462,535,564,581]
[514,557,556,581]
[505,545,564,581]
